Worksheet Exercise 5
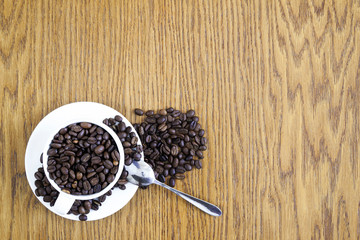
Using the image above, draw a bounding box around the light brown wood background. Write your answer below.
[1,0,360,239]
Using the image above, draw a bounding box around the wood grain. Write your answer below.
[1,0,360,239]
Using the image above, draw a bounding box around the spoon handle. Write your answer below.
[154,180,222,217]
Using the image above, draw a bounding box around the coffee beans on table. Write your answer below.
[33,116,142,221]
[132,108,207,188]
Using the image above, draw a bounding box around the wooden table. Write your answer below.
[1,0,360,239]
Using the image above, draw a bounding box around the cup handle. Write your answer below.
[53,192,75,215]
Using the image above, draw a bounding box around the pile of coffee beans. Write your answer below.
[34,116,142,221]
[132,108,207,188]
[46,122,120,195]
[103,115,143,167]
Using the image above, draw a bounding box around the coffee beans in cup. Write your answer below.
[46,122,120,195]
[34,116,142,221]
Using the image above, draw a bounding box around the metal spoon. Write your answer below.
[126,160,222,216]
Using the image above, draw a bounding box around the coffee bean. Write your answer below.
[186,110,195,118]
[50,143,62,149]
[89,177,99,186]
[168,178,175,187]
[79,214,87,221]
[176,166,186,173]
[106,174,115,183]
[135,108,144,116]
[34,172,44,180]
[78,206,86,214]
[47,165,56,173]
[171,145,179,156]
[94,145,105,155]
[83,181,91,191]
[79,122,92,129]
[157,116,166,124]
[76,172,83,180]
[174,173,185,180]
[196,150,204,159]
[60,167,68,175]
[184,164,192,171]
[104,160,113,169]
[78,165,86,174]
[91,204,99,211]
[87,172,96,178]
[94,184,102,193]
[84,201,91,210]
[47,149,58,157]
[195,160,202,169]
[37,188,46,196]
[35,180,43,188]
[158,174,165,183]
[81,153,91,163]
[99,195,106,202]
[43,195,52,202]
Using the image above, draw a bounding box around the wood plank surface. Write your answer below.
[1,0,360,239]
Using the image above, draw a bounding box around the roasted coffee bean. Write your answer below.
[103,168,110,175]
[94,145,105,155]
[38,187,47,196]
[50,143,62,149]
[171,145,179,156]
[158,174,165,183]
[195,160,202,169]
[90,177,99,186]
[35,180,43,188]
[168,178,175,187]
[47,165,56,173]
[99,172,106,183]
[60,167,69,175]
[76,172,83,180]
[43,195,52,202]
[47,149,58,156]
[135,108,144,116]
[79,214,87,221]
[91,204,99,211]
[81,153,91,163]
[157,116,166,124]
[186,110,195,118]
[174,173,185,180]
[185,164,192,171]
[84,201,91,210]
[78,206,86,214]
[104,160,113,169]
[199,145,207,151]
[78,165,86,174]
[35,172,44,180]
[91,156,101,165]
[94,184,102,193]
[106,174,115,183]
[96,165,105,173]
[196,150,204,159]
[176,166,186,173]
[83,181,91,191]
[99,195,106,202]
[87,172,96,178]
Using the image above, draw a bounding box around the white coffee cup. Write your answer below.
[42,118,124,215]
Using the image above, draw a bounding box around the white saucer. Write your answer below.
[25,102,143,221]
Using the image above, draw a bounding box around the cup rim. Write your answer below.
[42,118,125,200]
